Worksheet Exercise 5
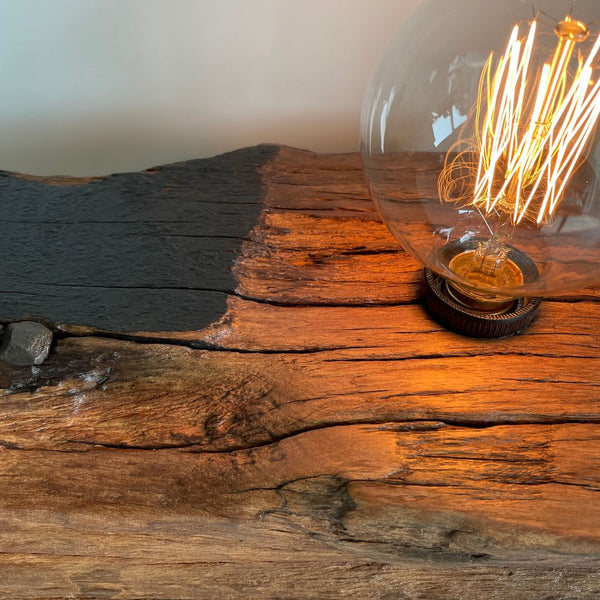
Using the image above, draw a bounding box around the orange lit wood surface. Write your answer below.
[2,146,600,599]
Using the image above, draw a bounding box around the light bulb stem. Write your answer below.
[446,234,524,313]
[474,236,509,274]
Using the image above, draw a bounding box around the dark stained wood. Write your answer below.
[1,146,600,598]
[0,145,279,332]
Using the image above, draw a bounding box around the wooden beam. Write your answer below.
[1,145,599,598]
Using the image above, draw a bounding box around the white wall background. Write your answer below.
[0,0,418,175]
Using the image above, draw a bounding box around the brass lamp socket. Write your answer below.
[422,268,541,338]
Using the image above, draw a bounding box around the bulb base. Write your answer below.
[422,268,541,338]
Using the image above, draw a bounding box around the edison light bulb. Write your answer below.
[361,0,600,336]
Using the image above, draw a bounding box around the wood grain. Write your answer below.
[0,145,278,332]
[1,146,600,599]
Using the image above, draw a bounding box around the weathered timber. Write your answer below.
[0,145,277,332]
[1,145,600,599]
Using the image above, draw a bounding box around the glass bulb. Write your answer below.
[361,0,600,335]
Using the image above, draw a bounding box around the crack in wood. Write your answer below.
[8,416,597,454]
[38,326,600,362]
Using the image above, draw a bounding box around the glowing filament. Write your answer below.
[439,15,600,225]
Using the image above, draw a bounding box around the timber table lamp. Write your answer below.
[361,0,600,337]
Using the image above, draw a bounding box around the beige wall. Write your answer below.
[0,0,418,175]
